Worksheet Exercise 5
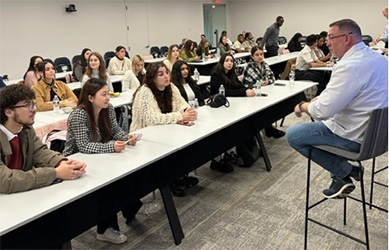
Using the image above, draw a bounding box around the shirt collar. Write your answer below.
[0,124,22,141]
[339,41,365,61]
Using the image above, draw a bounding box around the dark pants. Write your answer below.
[295,70,329,96]
[265,45,279,57]
[96,199,143,234]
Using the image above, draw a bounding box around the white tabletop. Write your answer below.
[145,57,166,63]
[237,52,299,68]
[196,75,211,86]
[138,80,317,149]
[0,140,176,236]
[310,66,333,71]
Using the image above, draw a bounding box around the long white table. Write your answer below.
[0,80,316,248]
[237,51,300,68]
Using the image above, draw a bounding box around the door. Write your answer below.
[203,4,226,48]
[125,2,150,56]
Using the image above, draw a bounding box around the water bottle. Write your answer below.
[53,95,60,114]
[217,47,221,58]
[289,64,295,85]
[254,80,262,96]
[219,84,225,96]
[278,47,282,56]
[202,52,205,60]
[194,68,200,82]
[192,98,199,109]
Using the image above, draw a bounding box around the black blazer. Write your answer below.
[210,70,247,97]
[174,81,205,106]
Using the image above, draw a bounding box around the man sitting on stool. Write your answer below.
[286,19,388,198]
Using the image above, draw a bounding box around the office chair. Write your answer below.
[160,46,168,57]
[304,107,388,250]
[54,57,72,72]
[362,35,373,45]
[300,36,307,46]
[150,46,160,58]
[72,55,81,66]
[278,36,287,45]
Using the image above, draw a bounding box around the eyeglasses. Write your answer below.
[12,101,37,112]
[327,32,353,40]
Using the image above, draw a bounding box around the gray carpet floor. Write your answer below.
[72,113,388,250]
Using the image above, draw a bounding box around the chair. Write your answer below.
[362,35,373,45]
[304,107,388,250]
[160,46,168,57]
[281,58,296,80]
[44,58,54,65]
[104,51,115,68]
[278,36,287,45]
[150,46,160,58]
[72,55,81,66]
[300,36,307,46]
[54,57,72,72]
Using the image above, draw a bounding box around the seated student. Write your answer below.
[209,54,255,172]
[122,55,146,91]
[196,38,216,59]
[73,48,91,82]
[314,34,332,62]
[210,53,255,97]
[295,34,332,96]
[179,40,201,62]
[200,34,213,48]
[23,55,43,88]
[81,52,113,91]
[319,31,330,55]
[221,30,234,48]
[32,61,78,111]
[242,32,256,50]
[233,34,249,52]
[287,33,303,52]
[218,36,235,55]
[130,62,197,132]
[108,46,132,75]
[242,46,285,138]
[63,78,154,244]
[256,37,263,48]
[163,44,181,72]
[172,60,205,107]
[0,84,86,194]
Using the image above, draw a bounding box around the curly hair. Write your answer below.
[0,84,35,124]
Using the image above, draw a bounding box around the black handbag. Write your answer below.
[206,94,230,108]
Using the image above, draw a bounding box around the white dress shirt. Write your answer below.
[308,42,388,143]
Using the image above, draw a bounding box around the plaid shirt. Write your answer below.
[242,60,275,88]
[63,104,127,156]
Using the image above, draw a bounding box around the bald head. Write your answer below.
[383,6,388,19]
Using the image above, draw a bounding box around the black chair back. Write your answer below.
[278,36,287,45]
[160,46,168,57]
[150,46,160,58]
[54,57,72,72]
[362,35,373,45]
[72,55,81,65]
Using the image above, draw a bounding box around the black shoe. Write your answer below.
[323,176,355,199]
[182,175,199,189]
[265,127,285,138]
[349,165,363,182]
[223,151,239,165]
[210,159,234,173]
[170,183,186,197]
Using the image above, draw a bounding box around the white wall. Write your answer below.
[227,1,387,43]
[1,0,387,79]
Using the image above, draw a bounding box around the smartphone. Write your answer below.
[274,83,286,86]
[125,133,142,144]
[178,120,195,126]
[260,93,268,97]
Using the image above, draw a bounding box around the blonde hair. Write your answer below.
[131,55,144,73]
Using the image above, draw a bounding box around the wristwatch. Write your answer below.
[298,101,305,112]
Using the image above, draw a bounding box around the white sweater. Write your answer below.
[130,83,190,132]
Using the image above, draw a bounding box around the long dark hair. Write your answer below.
[23,55,43,80]
[171,60,199,89]
[213,53,240,87]
[85,52,108,81]
[183,40,194,58]
[135,63,173,113]
[80,48,91,68]
[36,61,55,83]
[77,78,112,142]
